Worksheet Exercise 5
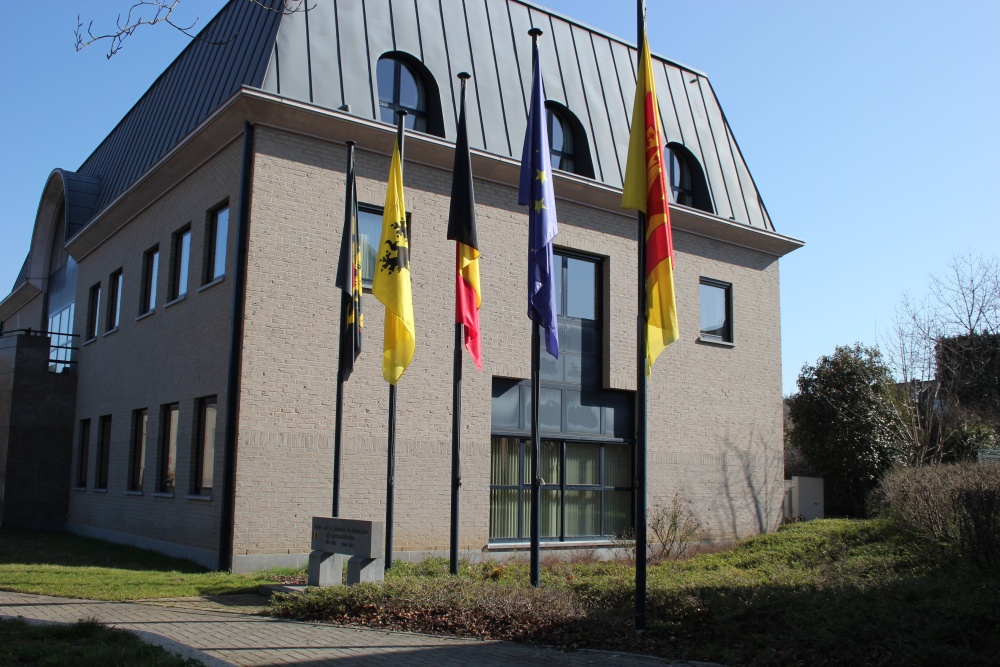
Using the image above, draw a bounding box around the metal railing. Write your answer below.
[0,327,80,372]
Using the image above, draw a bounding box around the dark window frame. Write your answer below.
[191,396,217,496]
[95,414,112,490]
[128,408,148,492]
[204,203,230,285]
[169,225,192,301]
[699,277,734,344]
[157,403,180,494]
[106,269,123,331]
[140,246,159,314]
[86,282,101,341]
[76,419,91,488]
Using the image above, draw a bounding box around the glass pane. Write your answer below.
[604,393,634,439]
[559,319,582,354]
[200,401,216,491]
[178,231,190,296]
[491,381,520,430]
[541,440,560,484]
[555,255,564,315]
[604,491,632,537]
[358,210,382,284]
[565,257,596,319]
[491,437,520,486]
[490,488,520,539]
[565,390,601,434]
[565,490,599,537]
[213,209,229,280]
[398,63,421,109]
[542,489,560,538]
[566,442,599,485]
[539,388,561,432]
[604,444,632,488]
[162,405,179,491]
[380,104,397,124]
[700,282,728,339]
[376,58,395,105]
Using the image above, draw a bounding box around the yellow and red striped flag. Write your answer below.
[622,32,679,375]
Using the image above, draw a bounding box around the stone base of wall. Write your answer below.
[68,523,217,570]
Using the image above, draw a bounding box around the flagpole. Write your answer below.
[634,0,649,634]
[385,110,407,570]
[333,141,357,518]
[528,26,544,590]
[449,72,473,576]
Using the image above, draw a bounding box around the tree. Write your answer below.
[75,0,306,59]
[787,344,906,516]
[881,253,999,464]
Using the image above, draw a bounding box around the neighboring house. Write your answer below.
[0,0,802,571]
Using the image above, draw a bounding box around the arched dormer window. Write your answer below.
[666,142,712,213]
[545,102,594,179]
[376,53,444,137]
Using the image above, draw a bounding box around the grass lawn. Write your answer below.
[270,519,1000,667]
[0,529,301,600]
[0,617,203,666]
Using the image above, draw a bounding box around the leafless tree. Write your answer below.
[75,0,308,59]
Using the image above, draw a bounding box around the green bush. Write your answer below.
[875,462,1000,567]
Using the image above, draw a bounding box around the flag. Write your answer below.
[335,144,363,382]
[622,32,679,375]
[372,137,415,385]
[447,78,482,370]
[519,38,559,358]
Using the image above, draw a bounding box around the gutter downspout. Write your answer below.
[218,121,255,571]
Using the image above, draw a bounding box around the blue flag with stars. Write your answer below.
[519,38,559,358]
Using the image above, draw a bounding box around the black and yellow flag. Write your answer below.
[372,138,415,385]
[335,142,363,382]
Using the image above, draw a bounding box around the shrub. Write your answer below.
[875,462,1000,567]
[648,494,703,561]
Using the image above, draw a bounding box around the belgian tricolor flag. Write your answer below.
[447,74,482,369]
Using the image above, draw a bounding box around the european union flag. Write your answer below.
[519,37,559,358]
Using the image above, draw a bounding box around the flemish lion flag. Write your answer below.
[447,79,482,370]
[622,32,679,375]
[335,145,363,382]
[372,139,415,385]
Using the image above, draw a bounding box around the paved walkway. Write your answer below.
[0,590,696,666]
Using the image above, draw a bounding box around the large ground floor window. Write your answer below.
[489,436,632,542]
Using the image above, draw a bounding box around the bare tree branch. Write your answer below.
[75,0,309,59]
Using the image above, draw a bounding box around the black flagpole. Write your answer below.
[385,110,407,570]
[635,0,649,633]
[450,72,472,576]
[333,141,357,518]
[529,26,543,589]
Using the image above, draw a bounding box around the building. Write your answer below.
[0,0,802,571]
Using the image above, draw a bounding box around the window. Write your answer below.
[157,403,179,493]
[140,246,159,314]
[76,419,90,488]
[205,206,229,283]
[128,409,148,492]
[169,226,191,300]
[666,143,712,213]
[545,103,595,178]
[357,204,403,287]
[544,253,600,387]
[191,396,217,496]
[489,438,633,541]
[47,256,77,372]
[95,415,112,490]
[86,282,101,340]
[106,270,122,331]
[700,278,733,343]
[377,56,427,131]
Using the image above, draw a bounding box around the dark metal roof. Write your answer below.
[73,0,283,221]
[258,0,773,231]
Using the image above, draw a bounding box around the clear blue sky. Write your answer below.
[1,1,997,395]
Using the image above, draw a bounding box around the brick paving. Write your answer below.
[0,590,703,666]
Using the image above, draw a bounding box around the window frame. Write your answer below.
[95,415,112,490]
[75,419,91,488]
[169,225,192,301]
[156,403,180,494]
[699,277,734,345]
[128,408,148,492]
[140,245,159,315]
[106,269,123,331]
[86,282,101,341]
[191,396,217,497]
[204,204,229,285]
[377,56,429,132]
